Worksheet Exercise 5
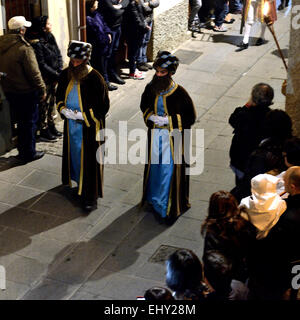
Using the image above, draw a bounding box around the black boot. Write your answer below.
[144,62,153,70]
[39,128,58,142]
[83,200,97,213]
[255,38,266,46]
[106,82,118,91]
[109,73,125,85]
[236,42,249,52]
[49,124,62,137]
[137,63,148,72]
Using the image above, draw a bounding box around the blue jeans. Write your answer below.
[103,25,122,81]
[5,91,39,160]
[127,31,145,74]
[189,0,202,26]
[137,21,153,64]
[214,0,229,27]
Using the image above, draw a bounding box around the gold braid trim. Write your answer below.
[89,108,101,141]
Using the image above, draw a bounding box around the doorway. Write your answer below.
[4,0,42,25]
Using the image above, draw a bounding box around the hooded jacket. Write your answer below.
[240,173,287,239]
[0,33,46,95]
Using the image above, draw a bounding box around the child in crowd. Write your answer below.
[240,174,287,239]
[203,250,249,300]
[166,249,214,300]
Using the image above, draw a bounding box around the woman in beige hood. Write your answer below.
[240,173,287,239]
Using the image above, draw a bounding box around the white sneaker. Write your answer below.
[129,70,145,80]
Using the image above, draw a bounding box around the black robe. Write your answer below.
[140,82,197,220]
[56,67,109,204]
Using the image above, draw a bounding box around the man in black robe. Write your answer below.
[56,41,110,212]
[140,51,197,223]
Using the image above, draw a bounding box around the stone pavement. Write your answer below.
[0,9,290,300]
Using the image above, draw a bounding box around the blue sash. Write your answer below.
[66,83,83,184]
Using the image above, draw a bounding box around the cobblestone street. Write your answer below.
[0,10,290,300]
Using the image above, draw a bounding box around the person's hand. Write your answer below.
[108,34,112,43]
[148,115,157,123]
[146,25,152,31]
[149,115,169,126]
[74,111,84,121]
[61,108,77,120]
[155,116,169,126]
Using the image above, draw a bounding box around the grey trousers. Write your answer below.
[189,0,202,26]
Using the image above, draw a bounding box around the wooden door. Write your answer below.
[4,0,42,25]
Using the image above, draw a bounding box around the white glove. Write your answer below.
[148,115,157,122]
[61,108,77,120]
[155,116,169,126]
[74,111,84,121]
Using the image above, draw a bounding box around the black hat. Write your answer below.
[153,51,179,75]
[67,40,92,60]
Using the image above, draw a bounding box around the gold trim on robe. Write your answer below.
[89,108,101,141]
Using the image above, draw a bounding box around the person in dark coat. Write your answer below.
[136,0,160,71]
[27,16,63,141]
[56,41,110,212]
[99,0,129,85]
[247,166,300,300]
[231,109,293,202]
[201,191,257,282]
[86,0,116,91]
[229,83,274,187]
[123,0,150,79]
[140,51,197,223]
[0,16,46,163]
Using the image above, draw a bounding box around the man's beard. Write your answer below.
[150,74,173,95]
[68,61,89,81]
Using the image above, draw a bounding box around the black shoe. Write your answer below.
[224,18,235,24]
[137,63,148,72]
[109,73,126,85]
[15,151,45,164]
[39,128,58,142]
[144,62,153,70]
[49,125,62,137]
[31,151,45,161]
[106,82,118,91]
[83,202,97,212]
[236,42,249,51]
[255,38,266,46]
[278,4,284,10]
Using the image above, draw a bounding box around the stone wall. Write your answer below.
[286,0,300,137]
[148,0,189,60]
[47,0,70,66]
[0,86,12,155]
